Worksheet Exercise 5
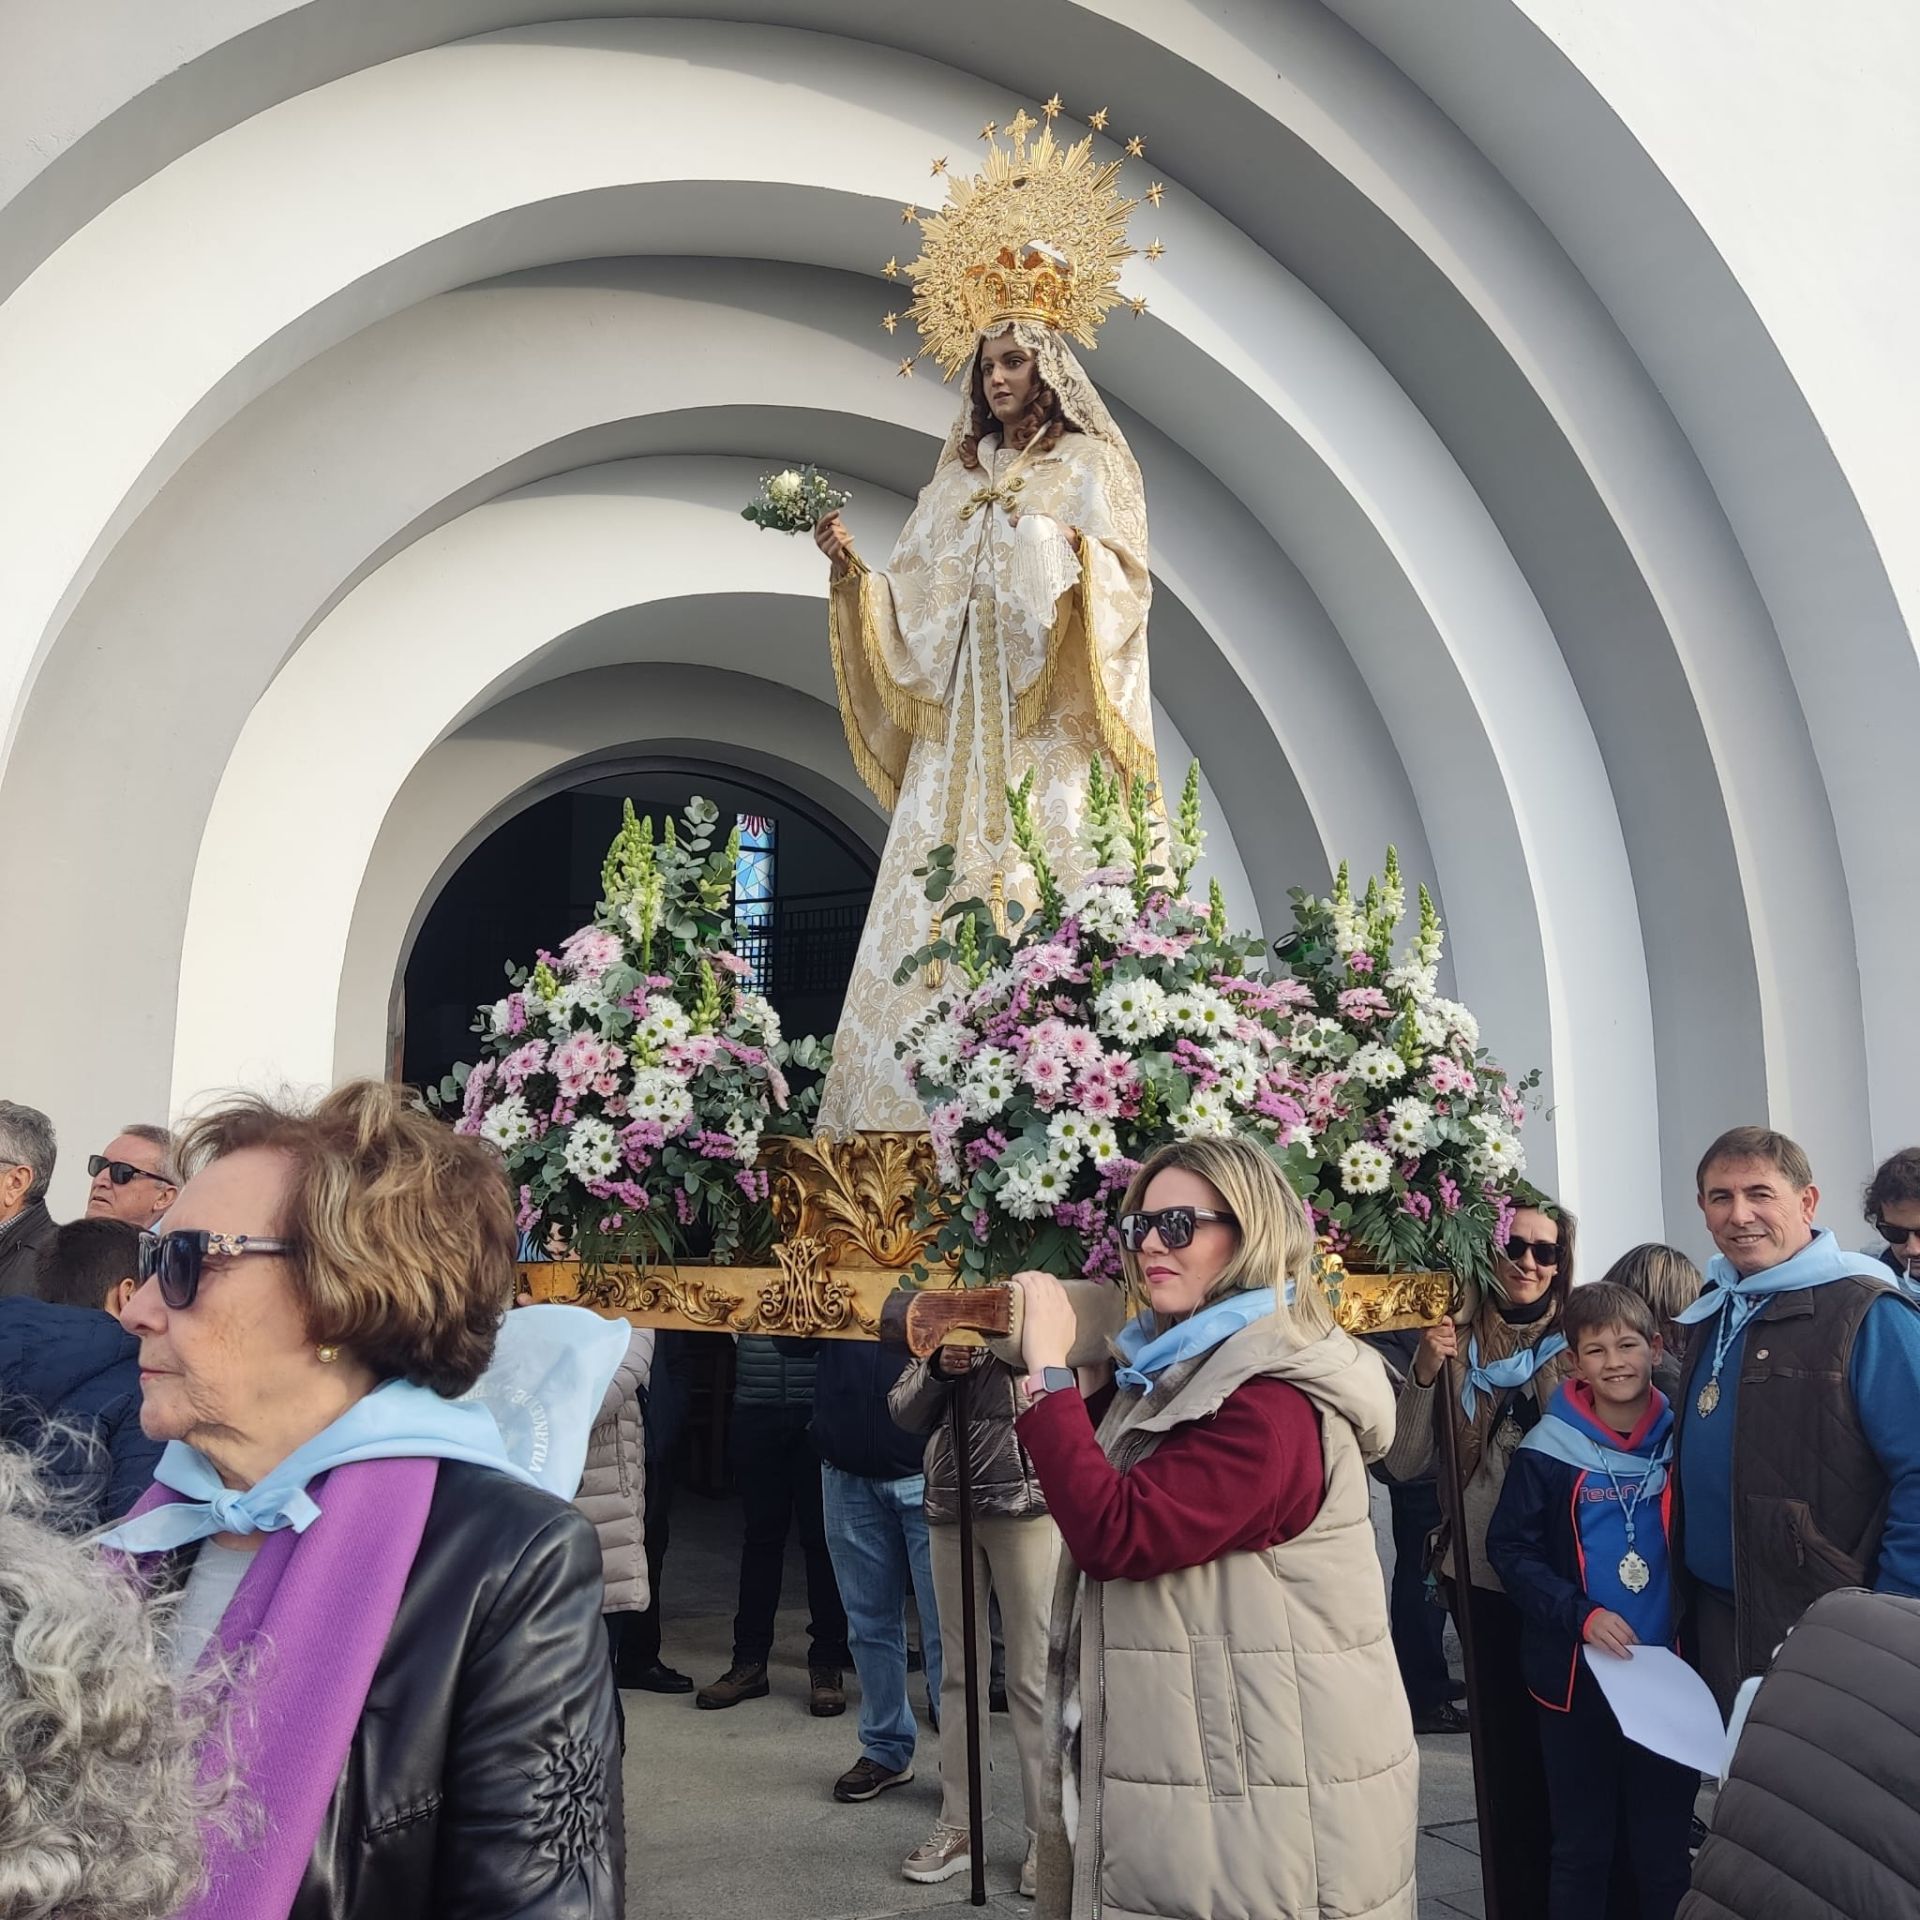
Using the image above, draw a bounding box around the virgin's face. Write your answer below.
[978,331,1039,423]
[1135,1166,1239,1323]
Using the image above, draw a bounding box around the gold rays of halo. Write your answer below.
[888,100,1165,379]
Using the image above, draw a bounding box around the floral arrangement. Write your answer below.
[741,465,851,535]
[1267,853,1540,1293]
[434,797,827,1268]
[894,765,1539,1294]
[893,761,1300,1287]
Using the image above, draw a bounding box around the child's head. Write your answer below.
[1561,1282,1660,1411]
[1599,1242,1703,1355]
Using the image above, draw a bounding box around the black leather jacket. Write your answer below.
[236,1462,622,1919]
[888,1354,1049,1525]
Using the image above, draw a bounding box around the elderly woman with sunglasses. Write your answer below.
[1009,1136,1419,1920]
[100,1081,623,1920]
[1383,1193,1578,1919]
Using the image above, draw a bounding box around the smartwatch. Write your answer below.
[1023,1365,1077,1404]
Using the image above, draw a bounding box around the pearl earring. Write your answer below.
[316,1344,340,1364]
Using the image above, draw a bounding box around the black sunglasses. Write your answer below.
[1503,1234,1561,1268]
[1117,1206,1238,1253]
[1878,1220,1920,1248]
[88,1154,174,1189]
[138,1229,295,1310]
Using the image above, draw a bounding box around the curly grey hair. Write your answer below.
[0,1446,237,1919]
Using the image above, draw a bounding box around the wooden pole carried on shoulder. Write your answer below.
[1437,1352,1503,1920]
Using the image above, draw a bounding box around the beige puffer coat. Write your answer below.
[575,1326,655,1613]
[1034,1314,1418,1920]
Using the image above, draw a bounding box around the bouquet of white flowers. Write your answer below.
[741,465,852,535]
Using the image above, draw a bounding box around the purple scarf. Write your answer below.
[124,1456,438,1920]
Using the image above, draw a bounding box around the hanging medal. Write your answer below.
[1590,1439,1662,1598]
[1695,1294,1758,1418]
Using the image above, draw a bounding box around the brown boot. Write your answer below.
[809,1666,847,1718]
[696,1661,770,1710]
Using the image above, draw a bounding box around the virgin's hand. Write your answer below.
[814,512,854,568]
[1013,1270,1075,1372]
[1412,1318,1459,1388]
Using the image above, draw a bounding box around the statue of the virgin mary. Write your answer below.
[813,108,1160,1133]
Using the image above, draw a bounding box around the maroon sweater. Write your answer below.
[1015,1375,1326,1583]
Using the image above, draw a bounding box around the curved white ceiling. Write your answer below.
[3,1,1909,1246]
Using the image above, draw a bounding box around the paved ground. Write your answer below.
[622,1482,1485,1920]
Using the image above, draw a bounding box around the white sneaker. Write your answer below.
[902,1823,972,1884]
[1020,1840,1038,1898]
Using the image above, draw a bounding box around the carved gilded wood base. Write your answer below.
[517,1131,1456,1338]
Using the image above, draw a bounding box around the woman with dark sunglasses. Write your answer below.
[98,1081,623,1920]
[1009,1135,1418,1920]
[1383,1193,1578,1919]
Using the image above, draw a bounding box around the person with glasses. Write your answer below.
[83,1124,178,1228]
[96,1081,623,1920]
[0,1098,60,1300]
[1008,1135,1417,1920]
[1383,1190,1577,1919]
[1673,1126,1920,1716]
[1865,1146,1920,1294]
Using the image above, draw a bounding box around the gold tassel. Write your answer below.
[923,910,945,990]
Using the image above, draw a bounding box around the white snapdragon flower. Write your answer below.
[480,1093,535,1151]
[1347,1042,1407,1089]
[1338,1142,1392,1195]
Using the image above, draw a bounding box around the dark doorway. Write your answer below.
[400,761,878,1093]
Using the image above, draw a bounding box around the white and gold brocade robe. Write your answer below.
[816,430,1156,1133]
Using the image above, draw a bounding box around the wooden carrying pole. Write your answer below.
[948,1370,989,1908]
[1438,1353,1502,1920]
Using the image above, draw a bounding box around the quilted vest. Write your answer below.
[1677,1273,1891,1676]
[1680,1589,1920,1920]
[1040,1317,1419,1920]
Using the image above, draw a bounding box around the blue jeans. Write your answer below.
[821,1464,943,1773]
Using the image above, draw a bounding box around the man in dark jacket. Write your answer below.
[0,1287,160,1528]
[0,1100,60,1300]
[807,1337,944,1805]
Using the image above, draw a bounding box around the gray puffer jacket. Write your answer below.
[575,1326,655,1613]
[888,1353,1048,1526]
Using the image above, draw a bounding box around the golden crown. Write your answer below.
[884,99,1167,379]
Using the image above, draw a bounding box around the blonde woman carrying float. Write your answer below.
[811,106,1160,1133]
[1008,1135,1419,1920]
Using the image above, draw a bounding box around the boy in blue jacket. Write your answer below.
[1487,1280,1697,1920]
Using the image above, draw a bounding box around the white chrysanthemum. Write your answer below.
[1027,1160,1073,1206]
[1338,1142,1393,1195]
[1082,1118,1121,1162]
[1347,1042,1407,1088]
[1469,1116,1525,1180]
[1384,1096,1435,1151]
[639,999,692,1048]
[629,1068,694,1134]
[913,1021,969,1078]
[1434,998,1481,1051]
[1064,883,1136,941]
[725,1110,762,1161]
[479,1093,534,1151]
[997,1172,1046,1221]
[1093,976,1170,1040]
[1293,1017,1346,1059]
[961,1052,1018,1120]
[563,1116,621,1182]
[1166,988,1235,1039]
[1410,1005,1450,1051]
[1174,1092,1235,1138]
[1046,1110,1096,1160]
[486,997,513,1036]
[1223,1061,1261,1104]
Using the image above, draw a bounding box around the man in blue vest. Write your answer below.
[1675,1125,1920,1711]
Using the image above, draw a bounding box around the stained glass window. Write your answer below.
[734,813,776,993]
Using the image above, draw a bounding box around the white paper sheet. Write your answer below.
[1583,1644,1727,1775]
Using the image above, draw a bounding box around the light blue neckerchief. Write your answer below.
[1113,1287,1279,1393]
[1459,1331,1567,1421]
[100,1303,629,1554]
[1520,1410,1672,1496]
[1675,1228,1895,1331]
